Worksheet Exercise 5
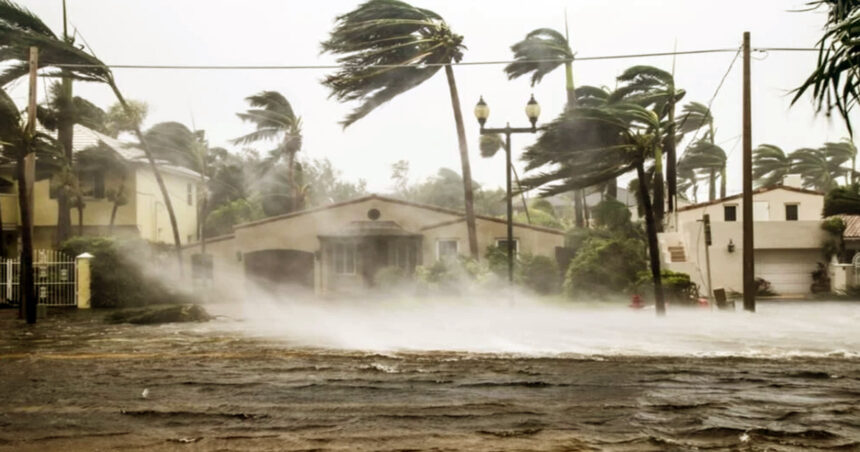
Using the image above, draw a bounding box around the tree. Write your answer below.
[823,139,857,184]
[320,0,479,258]
[752,144,793,188]
[793,0,860,135]
[791,146,846,192]
[520,104,667,314]
[504,27,589,226]
[76,144,129,233]
[610,65,685,227]
[683,139,727,199]
[231,91,303,213]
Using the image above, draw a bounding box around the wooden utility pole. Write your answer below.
[21,47,39,323]
[742,32,755,312]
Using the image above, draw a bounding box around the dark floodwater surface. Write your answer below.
[0,307,858,451]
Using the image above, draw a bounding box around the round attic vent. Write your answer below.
[367,208,381,220]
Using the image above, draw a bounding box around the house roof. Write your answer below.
[833,215,860,240]
[675,185,824,213]
[234,194,565,236]
[319,220,422,238]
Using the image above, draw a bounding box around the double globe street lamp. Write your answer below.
[474,94,544,284]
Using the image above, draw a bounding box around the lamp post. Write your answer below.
[474,94,544,284]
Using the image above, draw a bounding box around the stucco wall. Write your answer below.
[28,170,137,228]
[675,188,823,225]
[421,219,564,263]
[135,167,200,245]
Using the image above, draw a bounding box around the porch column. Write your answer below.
[76,252,93,309]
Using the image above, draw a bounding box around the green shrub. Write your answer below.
[564,236,646,298]
[592,199,632,232]
[60,237,192,308]
[635,270,699,305]
[373,265,411,287]
[517,254,560,294]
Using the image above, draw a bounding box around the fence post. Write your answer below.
[76,252,93,309]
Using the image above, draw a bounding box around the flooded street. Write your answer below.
[1,301,859,451]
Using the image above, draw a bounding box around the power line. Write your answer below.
[49,47,815,71]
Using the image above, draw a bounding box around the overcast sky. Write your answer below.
[14,0,857,195]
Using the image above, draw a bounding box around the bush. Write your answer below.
[635,270,698,305]
[373,265,411,287]
[592,199,632,232]
[517,254,560,294]
[564,236,646,298]
[60,237,192,308]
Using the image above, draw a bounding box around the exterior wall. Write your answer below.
[664,188,827,295]
[185,235,243,299]
[233,198,460,255]
[135,167,200,245]
[0,194,17,229]
[30,171,137,228]
[421,220,564,264]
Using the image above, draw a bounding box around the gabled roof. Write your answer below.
[832,215,860,240]
[234,194,565,235]
[676,185,824,213]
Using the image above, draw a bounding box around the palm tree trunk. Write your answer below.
[511,165,531,224]
[720,166,727,198]
[56,75,73,246]
[286,150,296,213]
[607,178,618,199]
[16,153,36,324]
[637,160,666,316]
[0,194,5,258]
[665,96,678,212]
[708,169,716,201]
[77,204,83,236]
[564,60,587,226]
[444,64,478,259]
[653,144,665,233]
[199,180,207,254]
[109,82,183,273]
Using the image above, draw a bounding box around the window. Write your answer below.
[724,205,737,222]
[785,204,799,221]
[187,183,193,206]
[334,243,356,274]
[79,171,105,199]
[437,239,458,260]
[495,239,519,255]
[392,242,414,270]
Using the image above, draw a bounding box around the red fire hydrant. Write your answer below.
[698,297,709,308]
[630,294,644,309]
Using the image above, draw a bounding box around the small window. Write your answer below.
[187,183,193,206]
[437,239,458,260]
[724,205,737,222]
[79,171,105,199]
[334,243,356,274]
[495,239,519,255]
[785,204,799,221]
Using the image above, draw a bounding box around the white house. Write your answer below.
[660,177,827,296]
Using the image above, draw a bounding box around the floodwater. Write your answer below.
[0,300,858,451]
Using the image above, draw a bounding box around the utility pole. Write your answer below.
[703,214,713,302]
[21,47,38,324]
[742,32,755,312]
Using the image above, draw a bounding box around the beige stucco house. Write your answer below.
[191,195,565,296]
[0,124,202,252]
[660,179,827,296]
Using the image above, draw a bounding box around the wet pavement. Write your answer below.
[0,306,859,451]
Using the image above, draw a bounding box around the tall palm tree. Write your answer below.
[231,91,302,213]
[520,103,667,315]
[676,156,700,203]
[0,0,185,270]
[504,26,588,227]
[320,0,479,258]
[822,139,857,184]
[683,139,727,199]
[610,65,685,229]
[752,144,793,188]
[793,0,860,135]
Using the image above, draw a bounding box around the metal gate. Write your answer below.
[1,250,77,307]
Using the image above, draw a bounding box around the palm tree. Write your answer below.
[520,103,667,315]
[822,140,857,184]
[793,1,860,135]
[504,26,588,226]
[610,65,685,228]
[752,144,793,188]
[791,147,845,192]
[676,156,700,203]
[231,91,302,213]
[75,144,128,233]
[683,140,727,199]
[0,0,185,270]
[320,0,479,258]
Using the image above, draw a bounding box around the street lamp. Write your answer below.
[474,94,545,284]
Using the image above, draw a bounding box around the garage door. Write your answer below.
[754,250,821,295]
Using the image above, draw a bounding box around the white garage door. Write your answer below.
[754,250,821,295]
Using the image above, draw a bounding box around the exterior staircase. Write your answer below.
[668,245,686,262]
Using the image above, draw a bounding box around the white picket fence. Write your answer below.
[1,249,77,307]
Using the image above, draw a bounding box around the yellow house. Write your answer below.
[190,195,566,296]
[0,124,201,252]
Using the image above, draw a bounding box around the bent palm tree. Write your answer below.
[520,104,667,315]
[683,140,727,199]
[791,147,845,192]
[232,91,302,213]
[504,27,589,225]
[822,139,857,184]
[752,144,793,188]
[320,0,479,258]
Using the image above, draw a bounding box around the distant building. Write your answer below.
[192,195,565,296]
[0,125,201,252]
[660,177,827,296]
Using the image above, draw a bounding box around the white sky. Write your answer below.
[14,0,858,195]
